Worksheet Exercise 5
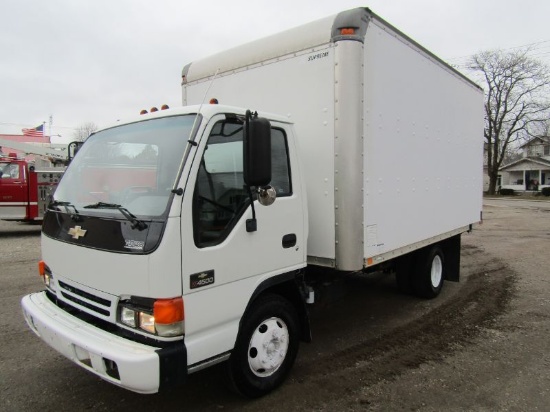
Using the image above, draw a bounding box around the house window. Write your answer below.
[544,145,550,156]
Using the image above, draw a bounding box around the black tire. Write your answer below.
[227,294,300,398]
[413,245,445,299]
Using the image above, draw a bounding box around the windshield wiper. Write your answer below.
[83,202,148,230]
[49,200,81,221]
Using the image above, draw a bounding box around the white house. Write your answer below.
[499,136,550,191]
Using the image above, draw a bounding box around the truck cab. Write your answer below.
[1,155,64,222]
[0,157,28,220]
[22,104,308,396]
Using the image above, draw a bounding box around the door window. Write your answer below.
[0,163,20,179]
[193,120,291,247]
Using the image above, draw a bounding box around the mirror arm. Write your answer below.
[246,186,257,232]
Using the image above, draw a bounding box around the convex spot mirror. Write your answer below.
[258,185,276,206]
[243,112,271,187]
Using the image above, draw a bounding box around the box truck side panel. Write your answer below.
[362,19,484,261]
[184,45,337,265]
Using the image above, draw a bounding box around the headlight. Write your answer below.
[139,312,155,334]
[118,297,184,337]
[120,307,137,328]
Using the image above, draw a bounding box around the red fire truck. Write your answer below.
[0,139,79,222]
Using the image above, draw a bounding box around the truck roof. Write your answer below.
[182,7,480,91]
[97,104,293,134]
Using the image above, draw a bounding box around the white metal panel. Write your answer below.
[179,117,306,364]
[183,45,337,262]
[183,15,335,83]
[362,19,484,260]
[41,219,183,298]
[333,41,365,270]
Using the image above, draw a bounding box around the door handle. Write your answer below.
[282,234,297,249]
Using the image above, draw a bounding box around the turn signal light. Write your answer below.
[154,297,184,337]
[38,260,46,277]
[154,297,184,324]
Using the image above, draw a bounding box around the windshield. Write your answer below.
[53,115,196,218]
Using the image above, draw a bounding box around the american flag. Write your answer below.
[22,124,44,138]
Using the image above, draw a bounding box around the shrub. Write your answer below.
[499,188,515,196]
[542,187,550,197]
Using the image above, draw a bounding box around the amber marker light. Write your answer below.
[154,297,184,324]
[340,28,356,35]
[154,297,185,337]
[38,260,46,277]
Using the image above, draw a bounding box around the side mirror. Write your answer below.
[243,111,271,187]
[68,141,84,163]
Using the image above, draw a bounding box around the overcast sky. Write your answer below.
[2,0,549,143]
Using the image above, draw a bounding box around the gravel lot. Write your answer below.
[1,197,549,411]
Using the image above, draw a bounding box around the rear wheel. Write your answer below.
[413,245,445,299]
[228,294,300,398]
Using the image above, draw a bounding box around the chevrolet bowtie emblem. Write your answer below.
[68,226,87,239]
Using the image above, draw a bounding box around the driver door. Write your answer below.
[179,114,306,365]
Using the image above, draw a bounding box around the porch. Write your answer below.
[499,159,550,192]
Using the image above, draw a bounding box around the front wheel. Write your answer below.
[227,294,300,398]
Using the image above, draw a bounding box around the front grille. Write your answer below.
[58,280,112,318]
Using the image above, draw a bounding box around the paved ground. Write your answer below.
[1,197,549,411]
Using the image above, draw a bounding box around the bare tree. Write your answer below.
[468,49,550,194]
[73,122,98,142]
[529,118,550,137]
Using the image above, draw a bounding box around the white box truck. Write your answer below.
[21,7,483,398]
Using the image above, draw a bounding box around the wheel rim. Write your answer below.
[430,254,443,288]
[248,317,289,377]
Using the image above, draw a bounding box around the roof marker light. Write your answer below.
[340,28,356,35]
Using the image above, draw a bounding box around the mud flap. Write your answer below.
[441,234,461,282]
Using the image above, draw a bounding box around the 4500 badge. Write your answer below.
[190,270,215,289]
